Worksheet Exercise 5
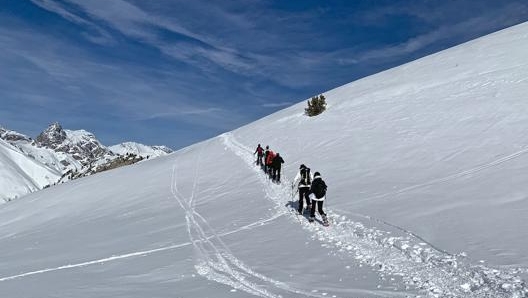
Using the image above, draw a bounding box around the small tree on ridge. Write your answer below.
[305,94,327,117]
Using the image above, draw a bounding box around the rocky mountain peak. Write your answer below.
[34,122,110,165]
[36,122,67,147]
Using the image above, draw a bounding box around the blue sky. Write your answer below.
[1,0,527,149]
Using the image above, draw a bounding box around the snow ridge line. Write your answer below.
[170,153,328,298]
[221,132,528,298]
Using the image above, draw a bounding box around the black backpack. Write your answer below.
[312,179,327,198]
[300,167,311,185]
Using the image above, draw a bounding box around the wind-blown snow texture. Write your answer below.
[1,22,528,297]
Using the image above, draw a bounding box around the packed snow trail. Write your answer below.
[221,132,528,298]
[170,149,343,298]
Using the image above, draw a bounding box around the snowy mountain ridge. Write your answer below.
[0,122,173,202]
[1,22,528,298]
[109,142,173,158]
[35,122,110,165]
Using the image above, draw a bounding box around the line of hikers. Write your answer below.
[254,144,329,226]
[254,144,284,183]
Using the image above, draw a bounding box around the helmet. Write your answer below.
[299,164,306,169]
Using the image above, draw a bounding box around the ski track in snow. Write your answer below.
[0,214,289,284]
[0,157,283,284]
[2,136,527,298]
[357,146,528,203]
[0,243,190,282]
[221,132,528,298]
[170,148,334,298]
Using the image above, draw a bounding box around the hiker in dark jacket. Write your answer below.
[254,144,264,166]
[271,153,284,182]
[308,172,329,225]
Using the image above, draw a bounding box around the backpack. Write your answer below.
[300,167,311,186]
[312,179,327,198]
[267,151,275,164]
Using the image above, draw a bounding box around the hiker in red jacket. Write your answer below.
[266,150,275,177]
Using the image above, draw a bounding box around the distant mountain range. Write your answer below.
[0,122,172,202]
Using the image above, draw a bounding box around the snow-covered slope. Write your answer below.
[1,22,528,298]
[0,139,60,202]
[109,142,173,158]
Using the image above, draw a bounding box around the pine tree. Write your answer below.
[305,94,327,116]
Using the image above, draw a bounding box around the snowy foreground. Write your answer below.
[1,22,528,298]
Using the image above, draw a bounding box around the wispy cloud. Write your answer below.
[3,0,528,148]
[29,0,259,75]
[0,16,246,134]
[320,2,528,69]
[29,0,115,45]
[146,107,223,119]
[19,0,528,84]
[27,0,348,88]
[260,102,293,108]
[348,1,528,64]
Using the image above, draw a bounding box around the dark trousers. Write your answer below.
[256,154,263,165]
[272,167,281,181]
[297,187,310,212]
[267,164,273,176]
[310,200,326,218]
